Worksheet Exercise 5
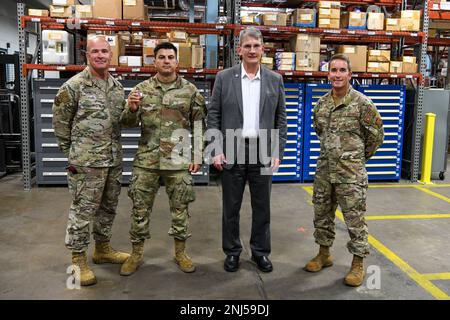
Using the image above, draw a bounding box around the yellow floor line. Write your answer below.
[422,273,450,281]
[414,186,450,204]
[366,214,450,220]
[369,184,450,188]
[301,186,450,300]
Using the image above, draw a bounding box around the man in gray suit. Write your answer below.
[207,27,287,272]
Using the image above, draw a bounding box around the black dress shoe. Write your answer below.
[224,255,239,272]
[251,255,273,272]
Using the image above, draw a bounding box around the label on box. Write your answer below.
[402,11,413,18]
[298,34,309,40]
[53,7,65,13]
[371,50,381,56]
[124,0,137,5]
[343,47,355,54]
[301,14,313,20]
[143,39,156,47]
[77,5,91,13]
[321,18,331,24]
[320,1,332,8]
[119,56,128,64]
[320,9,331,15]
[403,56,415,63]
[53,0,71,5]
[265,14,277,21]
[387,18,397,25]
[298,59,309,66]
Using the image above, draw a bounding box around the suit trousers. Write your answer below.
[221,140,272,257]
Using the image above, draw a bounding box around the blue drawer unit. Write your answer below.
[272,82,303,182]
[302,83,331,181]
[357,85,405,181]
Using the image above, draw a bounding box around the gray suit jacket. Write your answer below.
[207,64,287,166]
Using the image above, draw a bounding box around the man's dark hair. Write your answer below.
[154,42,178,58]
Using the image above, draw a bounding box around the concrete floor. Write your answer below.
[1,171,450,300]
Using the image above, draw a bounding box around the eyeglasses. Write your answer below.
[241,44,262,50]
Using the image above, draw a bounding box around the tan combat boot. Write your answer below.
[344,255,365,287]
[174,239,196,273]
[92,241,130,264]
[304,245,333,272]
[120,241,144,276]
[72,252,97,286]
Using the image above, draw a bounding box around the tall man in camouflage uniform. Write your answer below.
[53,36,130,286]
[304,54,384,287]
[120,42,206,275]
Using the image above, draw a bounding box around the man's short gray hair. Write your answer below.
[239,27,264,46]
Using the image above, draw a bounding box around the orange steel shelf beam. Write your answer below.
[241,0,401,7]
[22,64,221,76]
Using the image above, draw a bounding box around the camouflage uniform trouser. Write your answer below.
[65,165,122,253]
[312,178,369,258]
[128,167,196,243]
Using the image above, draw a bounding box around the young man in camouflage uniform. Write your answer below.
[304,54,384,287]
[120,42,206,275]
[53,36,130,286]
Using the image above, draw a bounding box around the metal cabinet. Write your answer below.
[33,78,210,185]
[272,82,303,182]
[302,84,406,181]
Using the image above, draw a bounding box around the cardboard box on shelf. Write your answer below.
[92,0,122,19]
[75,5,92,18]
[242,13,261,25]
[131,32,149,44]
[402,62,418,73]
[367,62,390,73]
[87,33,120,66]
[123,0,147,20]
[386,18,401,31]
[277,64,295,71]
[400,10,421,31]
[390,61,403,73]
[403,56,417,64]
[49,5,73,18]
[318,8,340,19]
[368,50,391,62]
[170,30,188,42]
[318,1,341,9]
[119,56,142,67]
[28,9,49,17]
[173,43,192,68]
[367,12,384,30]
[292,9,316,27]
[348,11,367,29]
[296,51,320,71]
[275,52,296,60]
[52,0,74,5]
[262,13,287,26]
[337,45,367,72]
[318,18,340,29]
[290,34,321,52]
[191,45,203,68]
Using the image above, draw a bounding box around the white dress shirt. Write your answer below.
[241,63,261,138]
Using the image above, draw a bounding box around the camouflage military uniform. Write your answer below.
[121,75,206,242]
[52,67,125,253]
[312,86,384,258]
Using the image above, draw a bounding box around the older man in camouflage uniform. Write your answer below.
[53,36,130,286]
[120,42,206,276]
[304,54,384,287]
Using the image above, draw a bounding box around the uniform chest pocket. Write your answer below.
[315,112,329,134]
[335,115,360,132]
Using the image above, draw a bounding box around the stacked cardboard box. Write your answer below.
[390,61,403,73]
[348,11,367,29]
[28,9,49,17]
[400,10,421,31]
[292,9,316,27]
[290,34,321,71]
[367,49,390,73]
[123,0,147,20]
[386,18,401,31]
[75,5,93,18]
[92,0,122,19]
[367,12,384,30]
[275,52,295,70]
[262,13,287,26]
[261,57,274,70]
[337,45,367,72]
[402,56,418,73]
[318,1,340,29]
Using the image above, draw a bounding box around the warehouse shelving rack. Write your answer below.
[228,0,429,182]
[17,1,225,189]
